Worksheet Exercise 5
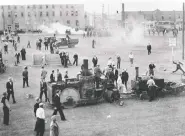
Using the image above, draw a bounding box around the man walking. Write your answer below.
[52,90,66,121]
[92,39,96,48]
[73,53,78,66]
[121,69,129,90]
[39,79,47,102]
[22,66,29,88]
[6,77,16,103]
[21,47,26,60]
[147,43,152,55]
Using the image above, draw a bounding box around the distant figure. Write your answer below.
[57,69,62,82]
[17,35,20,43]
[117,55,121,69]
[121,69,129,89]
[40,78,48,102]
[128,52,134,67]
[1,92,10,125]
[21,47,26,60]
[147,43,152,55]
[149,62,156,76]
[27,41,31,48]
[50,70,55,83]
[73,53,78,66]
[92,39,96,48]
[92,56,98,67]
[22,66,29,88]
[4,41,8,54]
[6,77,16,103]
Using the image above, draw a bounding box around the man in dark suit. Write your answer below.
[50,70,55,83]
[114,66,119,86]
[121,69,129,89]
[92,56,98,67]
[39,79,47,102]
[52,90,66,121]
[6,77,16,104]
[73,53,78,66]
[22,66,29,88]
[147,43,152,55]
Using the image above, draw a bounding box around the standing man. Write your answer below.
[117,55,121,69]
[149,62,156,76]
[4,41,8,54]
[44,39,48,50]
[15,51,20,65]
[40,78,48,102]
[35,103,46,136]
[1,92,10,125]
[17,35,20,43]
[53,90,66,121]
[147,43,152,55]
[41,66,47,80]
[94,65,102,89]
[21,47,26,60]
[6,77,16,103]
[57,69,62,82]
[22,66,29,88]
[121,69,129,90]
[50,70,55,83]
[92,56,98,67]
[128,52,134,67]
[27,41,31,48]
[92,39,96,48]
[147,76,157,102]
[73,53,78,66]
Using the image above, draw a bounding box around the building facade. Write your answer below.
[0,4,85,31]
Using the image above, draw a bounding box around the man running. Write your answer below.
[172,61,185,75]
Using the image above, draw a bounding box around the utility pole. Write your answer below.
[183,3,184,60]
[102,4,104,28]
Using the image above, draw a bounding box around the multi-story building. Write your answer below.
[0,4,85,31]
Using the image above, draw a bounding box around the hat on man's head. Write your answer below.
[24,66,28,69]
[35,97,40,102]
[52,70,54,72]
[39,103,44,107]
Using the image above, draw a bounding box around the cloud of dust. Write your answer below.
[108,14,148,46]
[38,22,85,35]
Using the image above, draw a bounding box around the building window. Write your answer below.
[15,12,17,18]
[66,11,68,16]
[46,12,49,17]
[67,20,70,25]
[8,12,11,17]
[161,16,164,20]
[75,11,78,16]
[52,5,55,8]
[8,5,10,10]
[40,5,42,9]
[40,12,42,17]
[14,6,17,9]
[53,11,55,16]
[71,11,74,16]
[28,12,30,17]
[21,12,24,17]
[46,5,48,8]
[76,20,79,26]
[66,5,68,8]
[60,11,62,16]
[27,6,30,9]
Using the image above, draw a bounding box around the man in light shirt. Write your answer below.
[147,76,157,102]
[129,52,134,67]
[35,103,45,136]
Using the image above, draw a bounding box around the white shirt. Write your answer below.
[36,107,45,119]
[147,79,155,87]
[129,54,134,59]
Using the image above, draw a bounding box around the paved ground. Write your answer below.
[0,32,185,136]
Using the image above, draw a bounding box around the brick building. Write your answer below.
[0,4,85,31]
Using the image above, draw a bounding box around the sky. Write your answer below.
[0,0,184,14]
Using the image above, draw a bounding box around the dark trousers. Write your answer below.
[117,62,120,69]
[95,76,100,88]
[73,59,78,66]
[53,107,66,120]
[40,91,47,102]
[23,77,29,87]
[36,131,44,136]
[17,57,20,64]
[45,45,48,50]
[3,107,9,125]
[147,86,156,102]
[39,46,41,50]
[149,69,154,76]
[93,63,97,67]
[148,49,151,55]
[27,44,31,48]
[173,67,185,74]
[122,80,128,89]
[7,91,16,103]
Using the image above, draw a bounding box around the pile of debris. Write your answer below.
[163,81,185,95]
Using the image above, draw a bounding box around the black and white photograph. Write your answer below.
[1,0,185,135]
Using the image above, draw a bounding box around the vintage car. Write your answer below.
[55,37,79,48]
